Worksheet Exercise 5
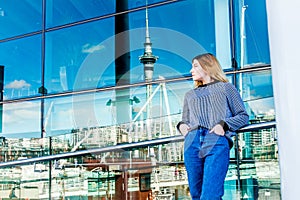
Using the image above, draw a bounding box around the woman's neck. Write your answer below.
[202,76,214,85]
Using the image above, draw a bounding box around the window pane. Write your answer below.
[234,0,270,67]
[1,100,41,138]
[238,70,275,122]
[237,128,280,199]
[129,0,232,82]
[0,0,42,40]
[0,163,50,197]
[45,0,175,29]
[44,90,115,136]
[45,18,115,93]
[45,0,235,93]
[44,79,191,138]
[46,0,116,28]
[0,35,42,100]
[128,0,170,9]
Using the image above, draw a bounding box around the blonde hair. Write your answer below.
[192,53,228,87]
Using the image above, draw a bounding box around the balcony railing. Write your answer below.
[0,120,276,168]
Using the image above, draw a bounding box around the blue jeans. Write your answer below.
[184,128,230,200]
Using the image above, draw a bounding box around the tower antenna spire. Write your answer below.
[139,0,158,82]
[145,0,150,49]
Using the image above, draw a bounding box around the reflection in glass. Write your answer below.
[1,100,41,138]
[233,0,270,67]
[44,80,191,143]
[44,0,235,94]
[43,91,115,137]
[238,70,274,122]
[0,137,48,162]
[127,0,169,9]
[129,0,232,73]
[0,0,42,40]
[0,128,280,199]
[0,164,50,199]
[0,35,42,100]
[237,128,280,199]
[45,18,115,93]
[0,0,279,199]
[46,0,116,28]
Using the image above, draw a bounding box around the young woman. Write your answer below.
[177,53,249,199]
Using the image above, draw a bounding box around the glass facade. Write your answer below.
[0,0,279,199]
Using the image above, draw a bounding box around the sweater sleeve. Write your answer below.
[224,83,249,131]
[176,93,190,133]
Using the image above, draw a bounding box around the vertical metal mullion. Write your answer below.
[229,0,242,197]
[229,0,238,78]
[41,0,52,199]
[40,0,46,139]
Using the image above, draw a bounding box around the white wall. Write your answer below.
[266,0,300,199]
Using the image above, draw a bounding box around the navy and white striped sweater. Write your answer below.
[178,81,249,135]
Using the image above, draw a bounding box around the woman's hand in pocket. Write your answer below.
[179,123,190,136]
[210,124,225,136]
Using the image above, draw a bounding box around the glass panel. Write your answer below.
[45,18,115,94]
[128,0,170,9]
[0,164,50,199]
[45,0,178,29]
[1,100,41,139]
[0,142,184,199]
[0,1,280,199]
[48,143,188,199]
[238,70,274,122]
[233,0,270,67]
[46,0,116,28]
[0,137,48,162]
[45,0,235,94]
[44,90,114,137]
[44,79,193,141]
[129,0,232,79]
[0,0,42,40]
[226,74,234,84]
[0,35,42,100]
[238,128,280,199]
[0,126,280,199]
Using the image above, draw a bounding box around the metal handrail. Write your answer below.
[0,120,276,168]
[238,120,276,132]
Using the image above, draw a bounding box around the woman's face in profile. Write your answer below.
[190,59,210,82]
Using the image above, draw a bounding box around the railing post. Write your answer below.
[234,134,242,199]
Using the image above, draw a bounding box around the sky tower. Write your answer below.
[139,2,158,140]
[139,7,158,82]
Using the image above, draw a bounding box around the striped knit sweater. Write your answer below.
[178,81,249,135]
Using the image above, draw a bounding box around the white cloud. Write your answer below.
[5,80,31,89]
[3,101,40,129]
[82,43,105,53]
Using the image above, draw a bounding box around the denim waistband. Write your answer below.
[189,125,208,131]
